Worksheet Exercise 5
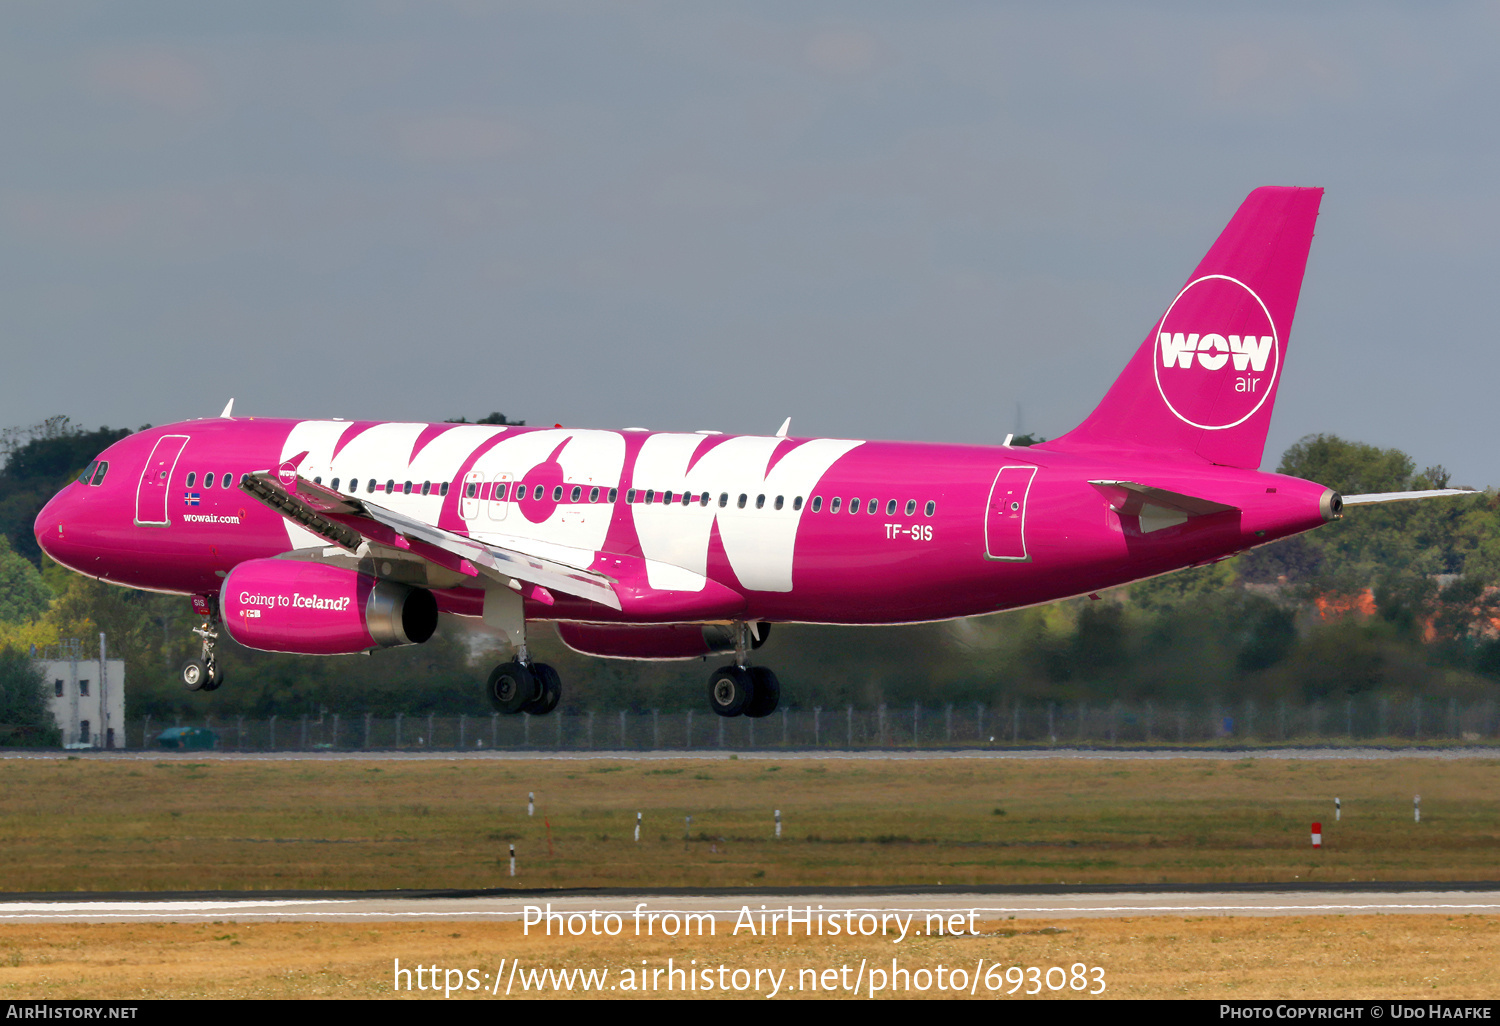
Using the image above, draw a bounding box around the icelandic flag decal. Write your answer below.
[184,492,201,506]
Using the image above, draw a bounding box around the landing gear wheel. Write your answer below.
[182,659,224,692]
[487,661,537,714]
[707,665,755,718]
[522,663,562,716]
[182,660,208,692]
[744,667,780,718]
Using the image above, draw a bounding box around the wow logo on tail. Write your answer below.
[1154,274,1279,431]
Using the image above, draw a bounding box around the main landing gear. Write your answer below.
[486,660,562,716]
[182,597,225,693]
[706,621,779,719]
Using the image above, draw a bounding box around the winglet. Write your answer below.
[775,417,791,438]
[219,398,235,419]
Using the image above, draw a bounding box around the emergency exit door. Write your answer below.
[985,465,1037,561]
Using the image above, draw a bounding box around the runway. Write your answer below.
[4,886,1498,923]
[4,746,1498,762]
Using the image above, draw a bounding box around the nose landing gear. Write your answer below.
[182,598,225,692]
[706,621,779,718]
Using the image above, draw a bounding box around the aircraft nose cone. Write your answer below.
[34,490,75,566]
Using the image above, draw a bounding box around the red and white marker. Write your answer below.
[1311,822,1322,848]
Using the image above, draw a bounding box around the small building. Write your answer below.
[40,656,126,749]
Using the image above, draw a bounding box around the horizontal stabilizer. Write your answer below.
[1090,480,1238,535]
[1342,489,1475,506]
[1090,481,1239,517]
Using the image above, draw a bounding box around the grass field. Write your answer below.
[1,916,1496,999]
[2,756,1497,891]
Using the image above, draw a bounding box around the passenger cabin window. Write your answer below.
[422,481,431,495]
[403,481,413,494]
[719,493,729,508]
[589,486,600,502]
[608,487,618,503]
[571,486,582,502]
[627,489,637,503]
[886,499,897,516]
[811,496,821,512]
[465,483,478,498]
[222,472,231,488]
[699,492,710,507]
[793,496,803,511]
[925,501,936,516]
[368,479,378,493]
[441,482,450,496]
[737,494,747,509]
[775,495,784,510]
[533,485,544,500]
[385,479,395,493]
[905,499,916,516]
[867,499,878,514]
[755,494,765,509]
[849,497,859,514]
[830,497,841,513]
[553,486,563,501]
[186,472,196,487]
[204,472,215,488]
[331,478,340,491]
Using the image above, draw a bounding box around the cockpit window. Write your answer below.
[78,461,98,485]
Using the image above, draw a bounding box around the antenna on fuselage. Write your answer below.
[219,398,235,419]
[775,417,790,438]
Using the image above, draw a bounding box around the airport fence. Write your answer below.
[129,694,1500,751]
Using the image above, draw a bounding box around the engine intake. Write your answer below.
[220,559,437,655]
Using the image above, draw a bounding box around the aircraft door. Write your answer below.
[460,470,483,522]
[134,435,190,526]
[985,465,1037,561]
[487,473,514,522]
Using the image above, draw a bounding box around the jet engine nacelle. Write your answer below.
[220,559,438,655]
[556,622,769,660]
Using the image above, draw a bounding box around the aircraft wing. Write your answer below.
[240,471,622,611]
[1342,489,1475,506]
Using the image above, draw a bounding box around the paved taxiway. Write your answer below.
[4,888,1498,923]
[5,747,1498,762]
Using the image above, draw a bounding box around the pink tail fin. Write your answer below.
[1043,186,1323,469]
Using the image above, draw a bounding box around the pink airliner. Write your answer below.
[34,187,1466,719]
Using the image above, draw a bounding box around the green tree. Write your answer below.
[0,535,51,623]
[0,647,60,746]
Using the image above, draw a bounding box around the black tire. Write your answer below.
[707,665,754,718]
[181,660,207,692]
[523,663,562,716]
[744,667,780,718]
[487,661,537,715]
[199,660,224,692]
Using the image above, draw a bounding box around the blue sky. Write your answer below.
[3,2,1498,484]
